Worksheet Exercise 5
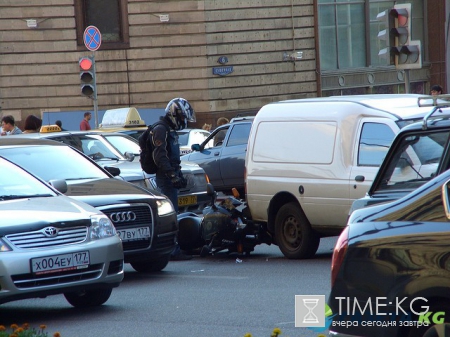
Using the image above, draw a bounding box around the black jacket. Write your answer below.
[152,117,181,174]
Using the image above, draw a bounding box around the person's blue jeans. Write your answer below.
[155,173,178,213]
[156,172,181,256]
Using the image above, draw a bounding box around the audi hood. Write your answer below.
[61,178,167,208]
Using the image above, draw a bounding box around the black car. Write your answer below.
[14,129,210,213]
[180,117,254,195]
[328,168,450,337]
[350,99,450,214]
[0,138,178,273]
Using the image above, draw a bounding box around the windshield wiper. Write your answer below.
[64,177,100,180]
[94,157,120,161]
[0,194,53,201]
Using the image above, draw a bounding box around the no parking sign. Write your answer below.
[83,26,102,51]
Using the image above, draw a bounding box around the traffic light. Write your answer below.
[376,9,395,65]
[391,41,422,69]
[390,4,421,69]
[79,55,96,98]
[390,4,411,46]
[377,3,422,70]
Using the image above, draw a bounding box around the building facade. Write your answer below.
[0,0,446,129]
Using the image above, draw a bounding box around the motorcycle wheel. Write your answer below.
[200,245,211,257]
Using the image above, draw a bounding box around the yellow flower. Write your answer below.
[244,334,252,337]
[54,332,61,337]
[22,323,30,330]
[14,327,24,333]
[10,324,19,330]
[0,325,5,331]
[271,327,282,336]
[40,324,47,330]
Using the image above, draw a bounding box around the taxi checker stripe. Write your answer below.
[110,211,137,223]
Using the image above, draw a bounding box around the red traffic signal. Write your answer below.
[390,7,409,27]
[389,4,411,46]
[79,57,93,71]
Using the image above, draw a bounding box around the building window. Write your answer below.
[74,0,129,50]
[318,0,424,70]
[318,0,366,70]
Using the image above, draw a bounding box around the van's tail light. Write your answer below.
[331,226,349,287]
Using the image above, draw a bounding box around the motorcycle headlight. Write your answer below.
[236,217,246,230]
[157,199,175,216]
[90,215,117,240]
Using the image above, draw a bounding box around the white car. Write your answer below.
[177,128,211,155]
[0,156,124,306]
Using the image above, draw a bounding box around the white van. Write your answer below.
[245,94,435,259]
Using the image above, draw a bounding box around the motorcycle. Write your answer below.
[177,183,272,257]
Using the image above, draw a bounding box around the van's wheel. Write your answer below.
[275,202,320,259]
[130,255,170,272]
[64,288,112,307]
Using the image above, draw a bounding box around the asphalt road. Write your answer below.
[0,237,339,337]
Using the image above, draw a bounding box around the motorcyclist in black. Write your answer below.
[152,98,196,260]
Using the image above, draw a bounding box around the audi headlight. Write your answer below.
[0,238,12,252]
[90,214,117,240]
[157,199,175,216]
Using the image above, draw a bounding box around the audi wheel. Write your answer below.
[130,255,170,273]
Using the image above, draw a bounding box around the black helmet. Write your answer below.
[164,98,196,130]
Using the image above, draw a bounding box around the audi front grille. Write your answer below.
[99,203,154,251]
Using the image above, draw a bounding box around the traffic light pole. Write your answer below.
[404,69,410,93]
[91,53,99,128]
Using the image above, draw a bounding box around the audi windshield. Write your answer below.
[0,144,111,182]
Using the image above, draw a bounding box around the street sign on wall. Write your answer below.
[83,26,102,51]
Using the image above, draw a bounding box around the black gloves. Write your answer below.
[167,171,187,189]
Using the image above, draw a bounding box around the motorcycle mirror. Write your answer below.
[206,183,217,206]
[206,183,215,196]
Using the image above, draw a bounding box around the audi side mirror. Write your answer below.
[104,166,121,177]
[48,179,68,194]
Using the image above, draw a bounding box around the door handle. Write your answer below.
[355,175,365,182]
